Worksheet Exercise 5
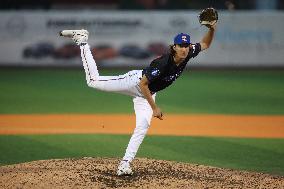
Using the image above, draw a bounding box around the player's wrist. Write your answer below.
[153,105,160,111]
[210,24,217,30]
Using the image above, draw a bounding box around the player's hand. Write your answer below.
[153,107,163,120]
[206,22,217,30]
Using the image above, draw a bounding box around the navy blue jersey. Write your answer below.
[142,43,201,93]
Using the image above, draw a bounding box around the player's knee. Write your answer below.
[134,126,148,135]
[87,80,105,91]
[87,80,97,88]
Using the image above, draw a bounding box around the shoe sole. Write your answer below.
[59,30,75,38]
[59,30,88,38]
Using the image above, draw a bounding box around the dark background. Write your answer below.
[1,0,283,10]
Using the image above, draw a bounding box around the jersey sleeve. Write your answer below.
[190,43,201,58]
[143,55,168,83]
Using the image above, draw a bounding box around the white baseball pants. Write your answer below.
[80,44,155,162]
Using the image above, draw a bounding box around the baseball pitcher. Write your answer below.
[59,8,218,176]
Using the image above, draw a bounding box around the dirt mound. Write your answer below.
[0,158,283,189]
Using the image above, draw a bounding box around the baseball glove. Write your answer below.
[199,8,218,26]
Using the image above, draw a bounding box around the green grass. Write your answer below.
[0,134,283,175]
[0,68,284,114]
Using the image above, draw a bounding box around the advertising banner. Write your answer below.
[0,11,283,67]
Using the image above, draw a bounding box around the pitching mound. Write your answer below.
[0,158,283,189]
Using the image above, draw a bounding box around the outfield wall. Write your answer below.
[0,10,283,67]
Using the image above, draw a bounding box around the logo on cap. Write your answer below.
[174,33,191,44]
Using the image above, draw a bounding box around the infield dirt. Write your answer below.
[0,157,283,189]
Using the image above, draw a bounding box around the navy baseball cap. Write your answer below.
[174,33,191,44]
